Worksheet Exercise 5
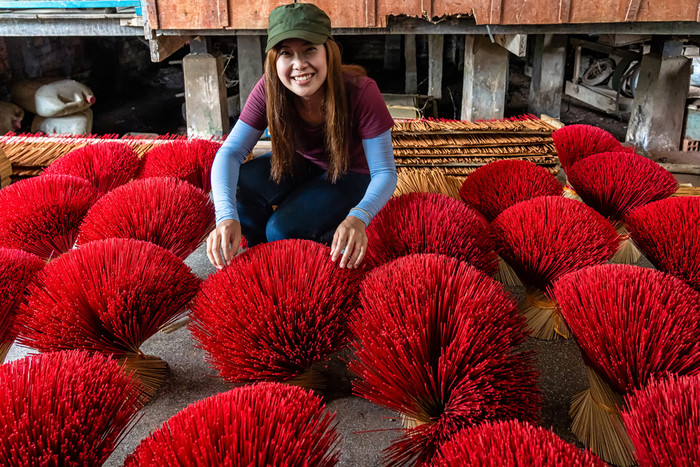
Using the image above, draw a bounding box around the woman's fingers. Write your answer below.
[207,230,223,268]
[331,216,368,269]
[206,220,242,269]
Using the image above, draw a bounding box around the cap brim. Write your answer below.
[265,30,330,52]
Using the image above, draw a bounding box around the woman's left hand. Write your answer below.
[330,216,367,268]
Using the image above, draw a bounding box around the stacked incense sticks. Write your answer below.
[0,133,193,181]
[391,116,561,190]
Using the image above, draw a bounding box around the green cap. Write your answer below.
[265,3,332,53]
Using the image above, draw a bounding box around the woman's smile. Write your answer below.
[276,38,328,102]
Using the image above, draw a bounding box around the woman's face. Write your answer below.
[275,38,328,102]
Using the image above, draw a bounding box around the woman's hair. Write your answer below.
[264,39,366,183]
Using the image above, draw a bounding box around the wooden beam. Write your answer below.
[462,35,508,120]
[493,34,527,57]
[428,35,444,99]
[627,45,691,151]
[183,52,229,137]
[462,36,475,121]
[148,33,191,62]
[528,34,566,118]
[237,35,263,111]
[404,34,418,94]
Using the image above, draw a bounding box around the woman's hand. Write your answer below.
[206,219,242,269]
[330,216,367,268]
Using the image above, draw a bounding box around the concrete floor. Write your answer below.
[6,242,604,465]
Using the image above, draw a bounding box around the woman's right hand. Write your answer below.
[206,219,242,269]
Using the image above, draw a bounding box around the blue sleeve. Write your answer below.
[211,120,264,224]
[349,129,396,226]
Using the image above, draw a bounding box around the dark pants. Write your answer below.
[237,153,371,246]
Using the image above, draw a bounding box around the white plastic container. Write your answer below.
[0,101,24,134]
[31,108,93,135]
[11,78,96,118]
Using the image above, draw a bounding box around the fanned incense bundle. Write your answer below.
[458,159,563,223]
[552,124,633,173]
[458,160,563,287]
[42,141,140,195]
[625,196,700,291]
[77,177,215,260]
[0,350,142,466]
[491,196,619,340]
[433,420,607,466]
[552,264,700,467]
[190,239,362,390]
[17,238,200,397]
[0,133,190,179]
[0,174,98,259]
[138,139,221,192]
[0,248,44,363]
[124,382,339,466]
[622,374,700,466]
[365,192,497,275]
[567,151,677,264]
[350,254,540,465]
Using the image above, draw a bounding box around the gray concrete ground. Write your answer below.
[7,243,639,465]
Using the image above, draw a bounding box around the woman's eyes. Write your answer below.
[279,47,317,56]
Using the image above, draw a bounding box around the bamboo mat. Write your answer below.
[391,116,561,177]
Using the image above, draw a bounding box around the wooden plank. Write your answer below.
[489,0,502,23]
[558,0,571,22]
[216,0,228,27]
[422,0,433,18]
[144,0,158,29]
[365,0,376,26]
[625,0,641,21]
[428,35,443,100]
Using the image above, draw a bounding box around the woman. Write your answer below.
[207,2,396,269]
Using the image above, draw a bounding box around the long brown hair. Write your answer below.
[264,39,365,183]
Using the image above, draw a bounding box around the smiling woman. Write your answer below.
[207,2,397,270]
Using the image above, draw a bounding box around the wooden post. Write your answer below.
[404,34,418,94]
[384,35,402,71]
[429,35,444,99]
[627,38,690,151]
[461,35,508,121]
[237,35,263,111]
[528,34,566,118]
[183,48,229,138]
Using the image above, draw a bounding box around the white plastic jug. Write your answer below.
[31,108,93,135]
[11,78,96,118]
[0,101,24,134]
